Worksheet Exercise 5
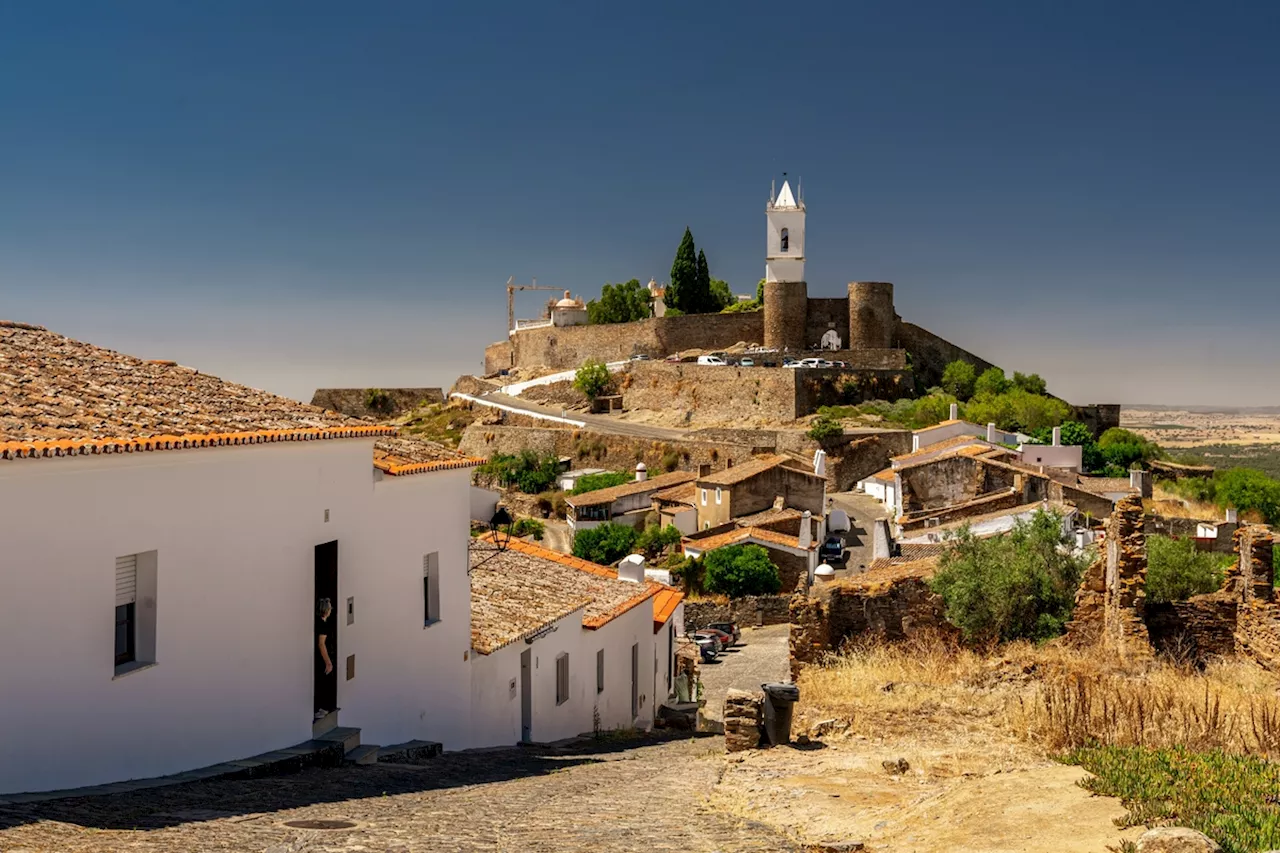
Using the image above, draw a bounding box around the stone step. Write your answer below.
[312,709,340,739]
[344,744,381,766]
[313,726,361,754]
[377,740,443,763]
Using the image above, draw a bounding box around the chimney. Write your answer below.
[617,554,645,583]
[698,463,711,477]
[1130,469,1151,498]
[635,462,647,482]
[872,518,892,560]
[1052,426,1061,447]
[949,403,959,420]
[987,422,996,442]
[1226,507,1239,524]
[798,510,812,550]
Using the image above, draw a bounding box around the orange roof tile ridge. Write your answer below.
[0,424,397,461]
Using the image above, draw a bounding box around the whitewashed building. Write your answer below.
[468,538,684,744]
[0,321,482,795]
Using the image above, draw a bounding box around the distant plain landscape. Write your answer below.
[1124,407,1280,478]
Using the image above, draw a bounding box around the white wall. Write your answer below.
[0,441,473,794]
[911,423,984,453]
[1018,444,1083,472]
[470,485,500,522]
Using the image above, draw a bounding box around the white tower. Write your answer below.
[765,178,806,283]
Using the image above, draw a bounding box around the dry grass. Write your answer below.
[799,633,1280,758]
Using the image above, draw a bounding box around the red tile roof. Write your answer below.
[682,526,814,554]
[565,469,696,508]
[651,587,685,634]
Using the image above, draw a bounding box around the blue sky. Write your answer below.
[2,2,1277,406]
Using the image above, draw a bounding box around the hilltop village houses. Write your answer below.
[0,321,684,797]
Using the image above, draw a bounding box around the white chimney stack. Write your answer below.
[1226,507,1239,523]
[1052,426,1061,447]
[617,554,645,583]
[635,462,647,482]
[798,510,813,550]
[987,422,996,442]
[949,403,959,420]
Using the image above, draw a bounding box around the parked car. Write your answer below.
[797,357,834,369]
[782,358,800,368]
[630,353,651,361]
[696,355,728,366]
[693,636,718,663]
[739,357,755,367]
[692,631,722,655]
[699,626,734,648]
[820,535,847,567]
[708,621,741,646]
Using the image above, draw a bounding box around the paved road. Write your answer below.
[482,392,693,441]
[0,737,798,853]
[827,489,891,576]
[697,624,791,723]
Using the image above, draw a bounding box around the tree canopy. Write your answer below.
[667,227,699,314]
[941,360,976,400]
[573,359,612,400]
[973,366,1011,399]
[703,544,782,598]
[572,523,639,566]
[587,279,650,325]
[709,278,734,310]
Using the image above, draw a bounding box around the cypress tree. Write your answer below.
[695,249,712,313]
[668,227,697,314]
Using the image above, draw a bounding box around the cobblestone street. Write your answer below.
[696,624,792,723]
[0,736,797,853]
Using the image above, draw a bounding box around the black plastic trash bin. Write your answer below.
[761,682,800,746]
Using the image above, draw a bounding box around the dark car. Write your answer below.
[692,632,721,658]
[708,621,741,646]
[820,535,847,567]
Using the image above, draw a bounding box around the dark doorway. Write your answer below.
[314,541,338,719]
[520,649,532,743]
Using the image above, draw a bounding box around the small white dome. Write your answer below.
[636,462,647,471]
[814,564,836,579]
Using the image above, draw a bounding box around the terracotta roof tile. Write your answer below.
[651,481,698,506]
[733,506,805,528]
[914,419,967,433]
[842,556,940,588]
[892,434,990,464]
[473,536,664,630]
[566,469,696,508]
[682,526,813,554]
[0,321,396,461]
[372,436,483,476]
[697,454,794,487]
[651,587,684,633]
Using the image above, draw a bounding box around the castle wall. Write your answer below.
[805,298,851,351]
[485,312,764,374]
[848,282,896,349]
[763,281,808,352]
[893,320,997,390]
[310,387,443,419]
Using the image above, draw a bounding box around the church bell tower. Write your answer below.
[765,177,805,283]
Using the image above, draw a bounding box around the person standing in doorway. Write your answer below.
[315,597,335,721]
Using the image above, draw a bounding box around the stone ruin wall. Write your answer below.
[789,562,949,680]
[310,387,444,420]
[1068,497,1280,669]
[684,595,792,630]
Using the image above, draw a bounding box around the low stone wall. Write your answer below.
[789,559,947,680]
[1146,595,1239,664]
[684,595,791,629]
[310,387,443,419]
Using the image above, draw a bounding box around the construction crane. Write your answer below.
[506,276,562,332]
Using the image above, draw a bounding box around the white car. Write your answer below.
[797,357,833,368]
[697,355,728,366]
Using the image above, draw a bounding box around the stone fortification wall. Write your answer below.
[805,298,850,351]
[310,387,443,419]
[485,312,765,374]
[1071,404,1122,438]
[893,320,997,390]
[457,423,758,477]
[793,368,915,414]
[848,282,896,350]
[763,281,808,352]
[684,595,792,629]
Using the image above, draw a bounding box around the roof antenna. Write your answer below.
[771,178,775,205]
[798,175,802,203]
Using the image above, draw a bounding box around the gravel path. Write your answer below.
[697,624,791,723]
[0,736,798,853]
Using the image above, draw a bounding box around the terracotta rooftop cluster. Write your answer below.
[468,537,681,654]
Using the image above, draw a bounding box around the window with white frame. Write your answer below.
[715,487,722,505]
[423,552,440,625]
[596,648,604,693]
[114,551,158,677]
[701,489,707,506]
[556,653,570,705]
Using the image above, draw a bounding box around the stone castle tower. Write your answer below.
[763,179,808,351]
[762,176,896,353]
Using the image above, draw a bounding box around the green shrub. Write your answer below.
[1029,420,1105,473]
[1145,535,1231,603]
[973,366,1010,399]
[636,524,684,558]
[703,544,781,598]
[476,451,560,494]
[806,415,844,443]
[659,450,680,472]
[963,388,1070,433]
[1011,371,1047,395]
[929,510,1090,644]
[572,523,639,565]
[720,300,760,313]
[1097,427,1164,470]
[364,388,394,413]
[940,360,976,400]
[573,359,613,400]
[512,517,546,541]
[571,471,631,494]
[534,490,568,518]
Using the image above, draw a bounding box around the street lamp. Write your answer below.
[489,506,514,552]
